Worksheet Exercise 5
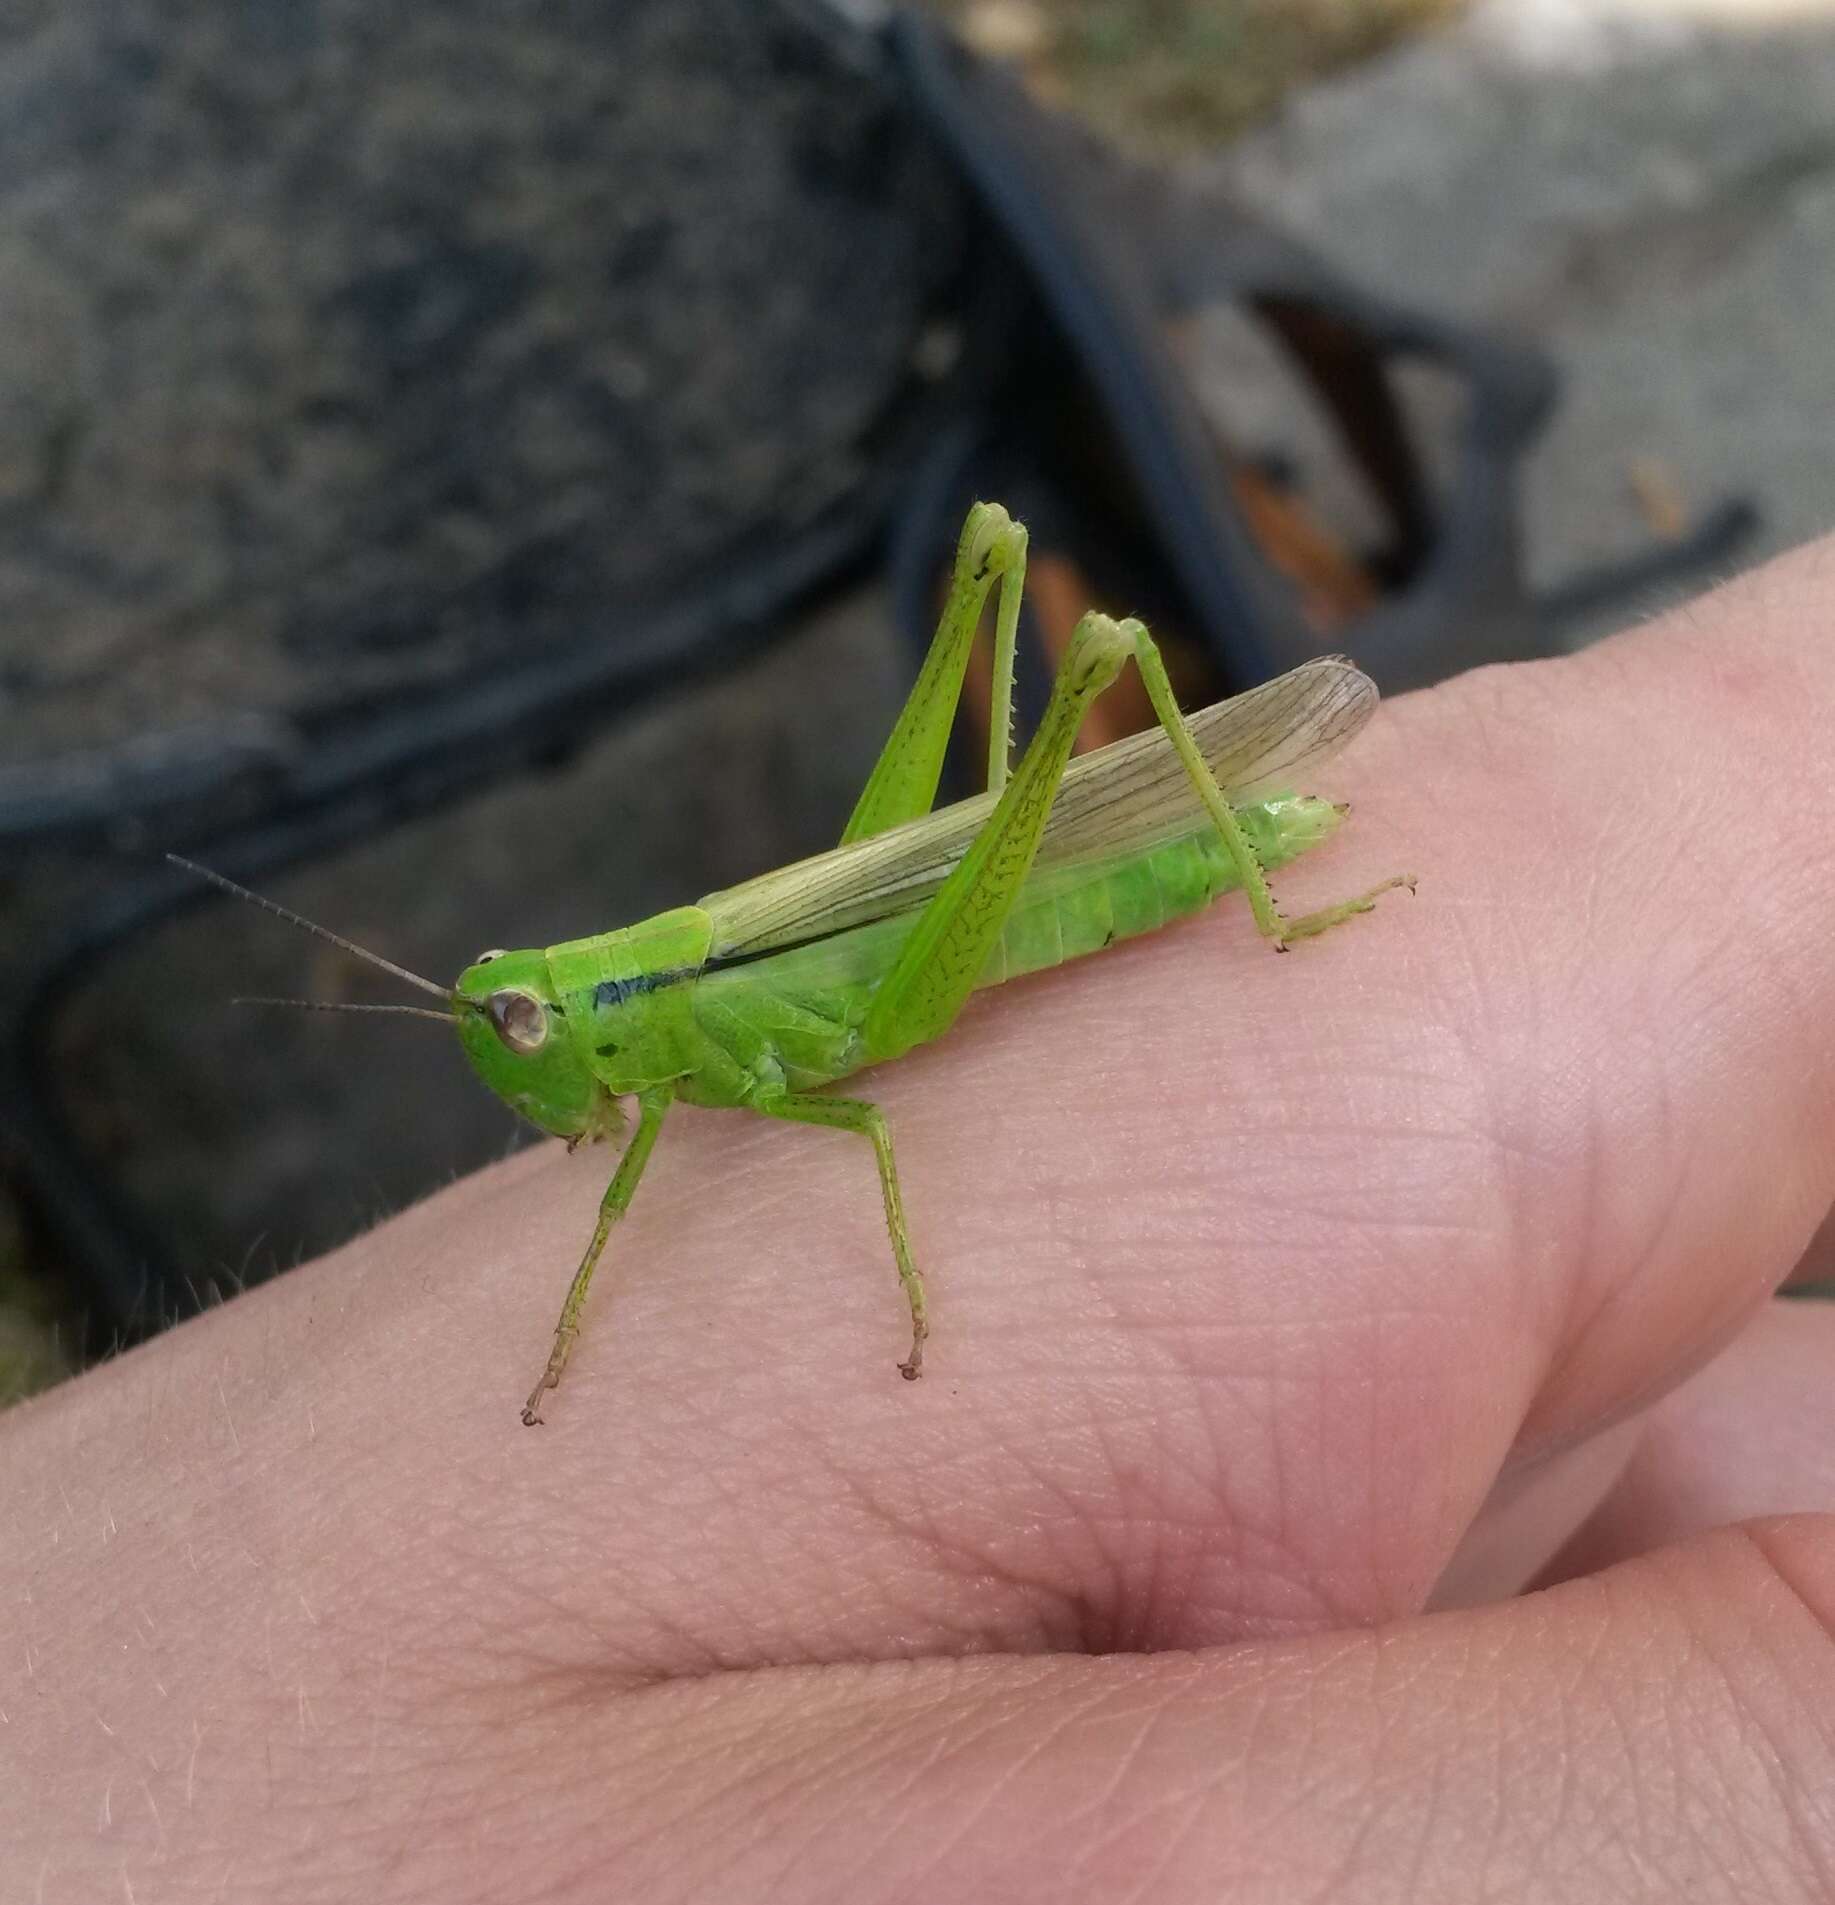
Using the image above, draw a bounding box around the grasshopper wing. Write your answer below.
[701,655,1376,959]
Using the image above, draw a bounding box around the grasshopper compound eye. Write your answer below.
[474,948,508,964]
[488,989,548,1055]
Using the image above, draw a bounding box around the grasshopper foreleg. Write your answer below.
[521,1085,673,1424]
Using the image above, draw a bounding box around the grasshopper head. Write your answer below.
[454,946,623,1145]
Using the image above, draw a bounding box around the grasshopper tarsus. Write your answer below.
[522,1369,558,1426]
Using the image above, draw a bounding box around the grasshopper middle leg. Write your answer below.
[521,1085,673,1424]
[758,1091,928,1379]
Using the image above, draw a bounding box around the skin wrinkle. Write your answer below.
[1540,1620,1614,1887]
[1734,1713,1832,1898]
[1033,1477,1150,1658]
[1718,1527,1835,1886]
[1029,1665,1244,1892]
[1602,1640,1669,1893]
[1350,1303,1405,1614]
[687,1464,859,1670]
[1423,999,1575,1445]
[685,1539,1806,1897]
[808,1683,998,1897]
[1526,1004,1807,1457]
[830,1264,1394,1653]
[814,1456,1026,1650]
[912,1482,1120,1657]
[851,1680,1085,1897]
[1109,1757,1253,1905]
[1404,1659,1470,1903]
[1325,1723,1444,1904]
[1516,1281,1781,1501]
[388,1548,663,1697]
[1687,1709,1801,1903]
[1200,1377,1293,1638]
[1534,1068,1690,1441]
[1627,1546,1807,1886]
[967,1684,1166,1889]
[1076,1685,1201,1851]
[675,1712,886,1897]
[1194,1443,1338,1641]
[1088,1407,1187,1653]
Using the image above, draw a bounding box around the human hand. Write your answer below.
[7,541,1835,1901]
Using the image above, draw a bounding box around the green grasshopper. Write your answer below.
[176,503,1409,1423]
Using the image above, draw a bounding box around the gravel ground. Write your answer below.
[1206,0,1835,632]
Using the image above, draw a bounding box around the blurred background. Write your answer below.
[3,0,1832,1402]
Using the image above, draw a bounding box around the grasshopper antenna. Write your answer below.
[165,853,458,1005]
[232,996,455,1024]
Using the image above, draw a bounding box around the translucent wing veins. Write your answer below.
[700,655,1376,959]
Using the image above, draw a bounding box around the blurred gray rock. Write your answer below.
[1202,0,1835,632]
[0,0,955,763]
